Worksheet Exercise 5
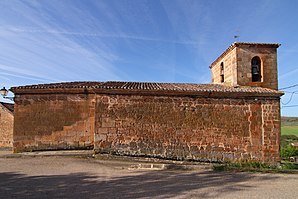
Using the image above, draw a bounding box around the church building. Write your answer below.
[10,42,283,163]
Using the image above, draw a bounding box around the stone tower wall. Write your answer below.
[210,43,279,90]
[236,45,278,90]
[211,47,237,86]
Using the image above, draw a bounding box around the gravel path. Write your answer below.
[0,153,297,199]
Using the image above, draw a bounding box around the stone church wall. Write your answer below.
[0,104,14,148]
[94,94,281,163]
[12,91,281,163]
[13,94,95,152]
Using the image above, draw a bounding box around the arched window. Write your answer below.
[220,62,224,83]
[251,56,261,82]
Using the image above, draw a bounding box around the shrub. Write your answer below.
[281,162,298,170]
[280,145,298,158]
[212,162,274,172]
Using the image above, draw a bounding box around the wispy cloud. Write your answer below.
[0,0,217,88]
[0,63,56,82]
[0,1,123,86]
[0,26,202,45]
[0,1,295,89]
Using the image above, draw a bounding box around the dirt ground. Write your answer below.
[0,151,297,199]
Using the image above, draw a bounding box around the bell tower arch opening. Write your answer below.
[251,56,262,82]
[220,62,224,83]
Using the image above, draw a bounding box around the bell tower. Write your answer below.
[210,42,280,90]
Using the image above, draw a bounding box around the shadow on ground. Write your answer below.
[0,170,279,198]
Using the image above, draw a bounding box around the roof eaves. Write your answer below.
[10,81,104,92]
[0,102,14,113]
[9,81,284,97]
[234,42,281,47]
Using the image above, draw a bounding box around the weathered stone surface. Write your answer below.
[13,94,95,152]
[94,95,280,163]
[0,103,14,148]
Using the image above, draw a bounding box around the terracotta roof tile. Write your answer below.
[0,102,14,113]
[14,81,104,90]
[11,81,283,96]
[98,81,162,90]
[234,42,280,47]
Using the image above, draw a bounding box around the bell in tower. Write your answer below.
[251,56,261,82]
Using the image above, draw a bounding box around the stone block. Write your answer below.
[102,118,115,128]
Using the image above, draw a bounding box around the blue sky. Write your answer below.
[0,0,297,116]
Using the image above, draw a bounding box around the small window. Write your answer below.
[220,62,224,83]
[251,56,261,82]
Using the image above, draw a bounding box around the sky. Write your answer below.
[0,0,298,116]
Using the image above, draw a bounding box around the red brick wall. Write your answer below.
[13,94,95,152]
[0,104,13,148]
[94,94,281,163]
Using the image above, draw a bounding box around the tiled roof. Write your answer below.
[11,81,283,96]
[210,42,280,68]
[97,81,161,90]
[13,81,104,89]
[96,81,280,94]
[234,42,280,47]
[0,102,14,113]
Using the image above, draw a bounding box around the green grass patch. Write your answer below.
[213,162,273,171]
[213,162,298,173]
[281,126,298,136]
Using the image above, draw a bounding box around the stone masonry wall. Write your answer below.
[13,94,95,152]
[211,47,237,86]
[94,94,281,163]
[236,46,278,90]
[0,104,13,148]
[261,100,281,162]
